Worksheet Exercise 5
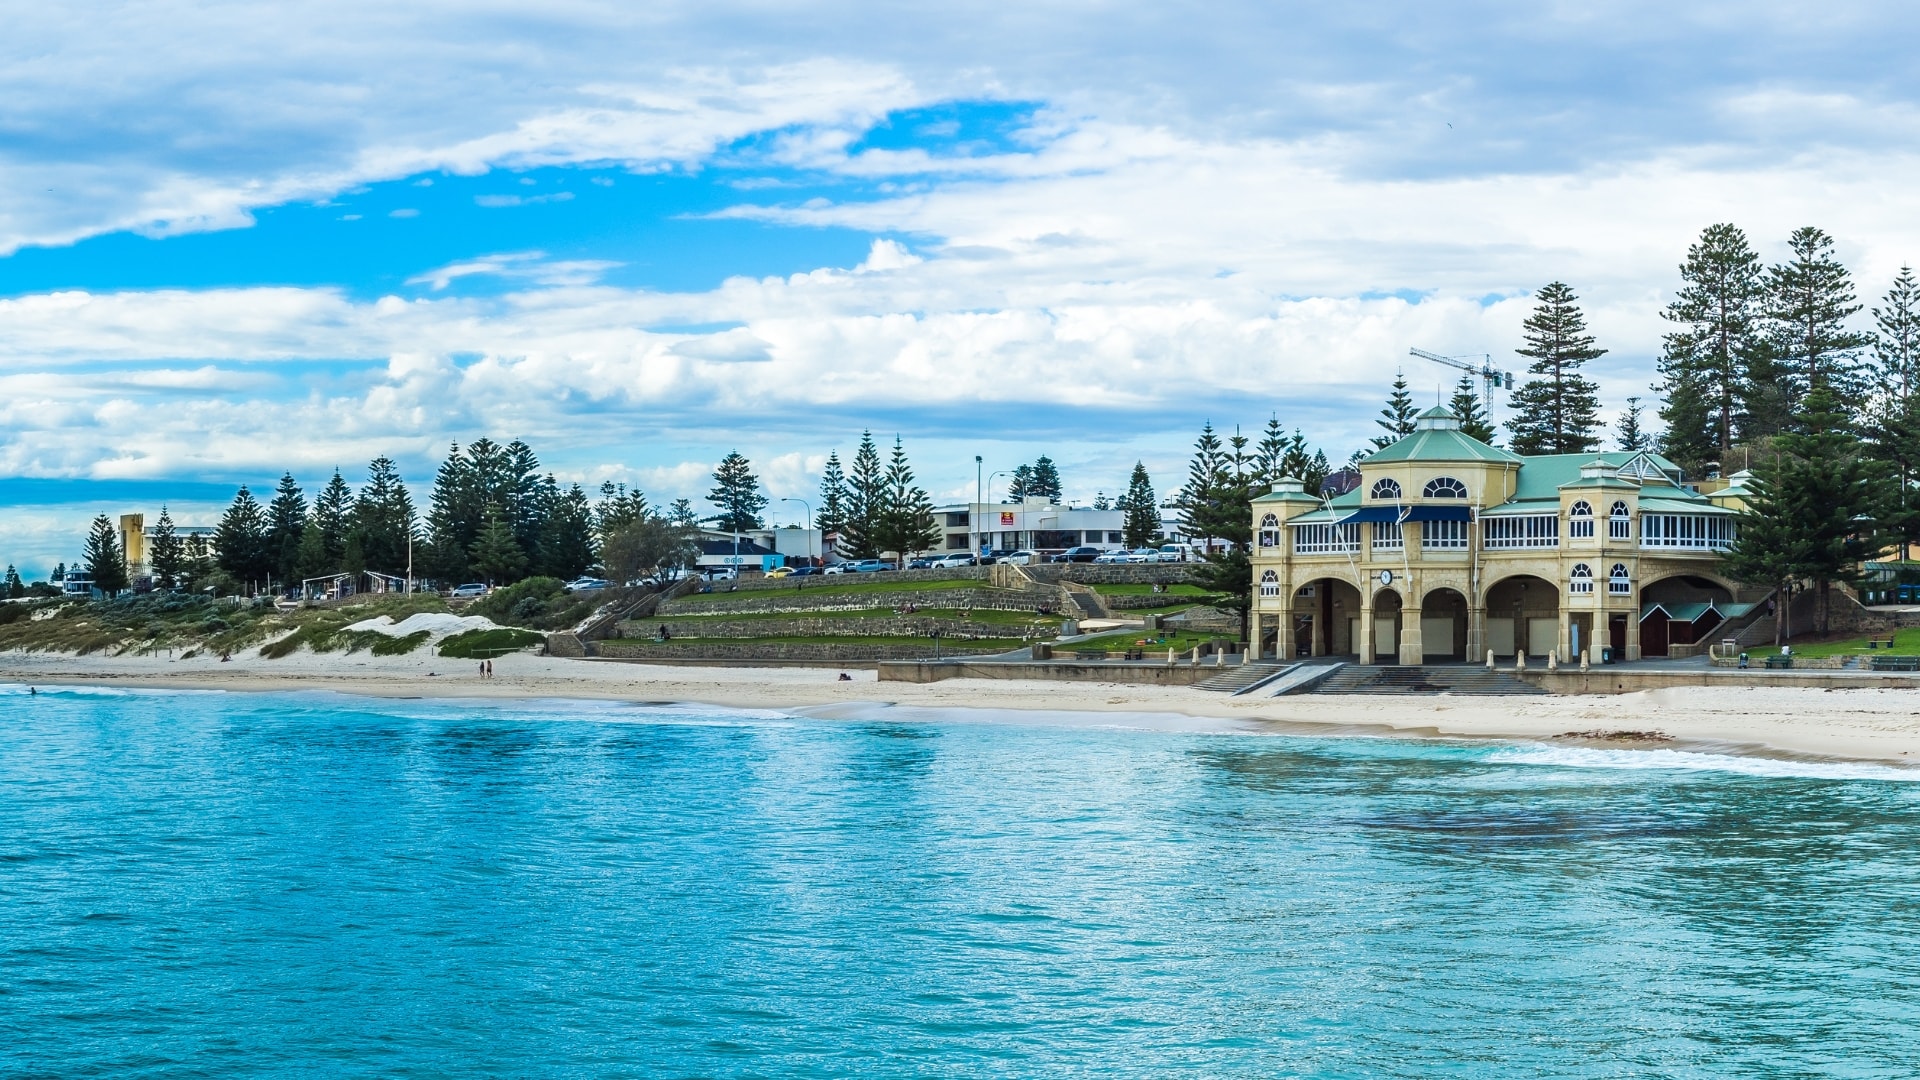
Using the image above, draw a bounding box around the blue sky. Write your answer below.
[6,3,1920,577]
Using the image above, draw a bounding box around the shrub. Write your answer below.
[438,627,543,659]
[469,577,565,623]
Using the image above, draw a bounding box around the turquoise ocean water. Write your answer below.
[3,685,1918,1078]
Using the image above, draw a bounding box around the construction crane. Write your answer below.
[1409,347,1514,423]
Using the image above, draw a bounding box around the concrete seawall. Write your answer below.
[878,660,1217,685]
[1520,668,1920,694]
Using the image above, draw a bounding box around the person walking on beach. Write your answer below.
[486,659,493,678]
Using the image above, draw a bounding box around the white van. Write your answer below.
[1157,543,1199,563]
[998,550,1039,565]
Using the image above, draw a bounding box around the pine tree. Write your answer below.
[1658,223,1764,462]
[503,440,545,556]
[1178,421,1226,544]
[215,486,271,589]
[842,432,885,559]
[267,472,307,585]
[468,508,527,584]
[1254,415,1290,485]
[83,514,129,595]
[1449,376,1497,444]
[424,442,474,582]
[536,484,595,580]
[313,470,355,568]
[1762,226,1871,425]
[51,562,64,584]
[1726,387,1889,640]
[1616,396,1650,452]
[1028,456,1063,503]
[1867,266,1920,557]
[1506,281,1605,455]
[1119,462,1160,548]
[594,482,650,537]
[817,452,849,541]
[706,450,767,533]
[294,519,331,581]
[4,565,24,599]
[1091,491,1112,511]
[876,437,938,563]
[355,456,416,576]
[1307,450,1331,493]
[1372,372,1418,449]
[668,499,699,530]
[149,505,184,591]
[1006,463,1034,502]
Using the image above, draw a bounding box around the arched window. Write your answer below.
[1568,500,1595,539]
[1609,563,1631,595]
[1570,563,1594,594]
[1260,569,1280,598]
[1369,477,1403,500]
[1258,513,1280,549]
[1422,476,1468,499]
[1609,501,1631,540]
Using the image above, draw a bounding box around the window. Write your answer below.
[1482,515,1559,549]
[1570,563,1594,595]
[1609,563,1631,595]
[1422,519,1469,549]
[1568,500,1594,539]
[1260,570,1280,598]
[1373,519,1403,552]
[1609,501,1631,540]
[1258,513,1281,549]
[1293,522,1361,554]
[1641,514,1737,550]
[1369,477,1403,500]
[1422,476,1468,499]
[1108,531,1124,544]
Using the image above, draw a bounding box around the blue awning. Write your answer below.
[1336,506,1403,525]
[1400,504,1473,523]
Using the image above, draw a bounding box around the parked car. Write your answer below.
[1125,548,1162,563]
[789,566,823,577]
[1158,543,1196,562]
[1053,545,1104,563]
[907,556,939,570]
[703,566,738,581]
[764,566,794,578]
[823,563,851,575]
[997,550,1039,565]
[850,559,894,573]
[564,576,608,591]
[1092,549,1132,564]
[930,553,977,568]
[449,583,489,598]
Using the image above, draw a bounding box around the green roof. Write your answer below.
[1363,428,1522,465]
[1639,494,1732,515]
[1506,451,1695,503]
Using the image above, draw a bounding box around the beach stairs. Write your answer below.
[1195,659,1289,693]
[1067,590,1107,620]
[1307,665,1545,696]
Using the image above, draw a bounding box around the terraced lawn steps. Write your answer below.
[1308,665,1547,696]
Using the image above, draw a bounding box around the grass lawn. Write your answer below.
[1121,603,1206,617]
[1088,582,1207,596]
[604,635,1031,649]
[1071,628,1226,653]
[1746,629,1917,659]
[654,606,1057,627]
[672,578,1002,604]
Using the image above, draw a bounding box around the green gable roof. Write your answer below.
[1507,451,1692,502]
[1363,428,1522,465]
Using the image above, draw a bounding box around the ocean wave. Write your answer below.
[1494,743,1920,782]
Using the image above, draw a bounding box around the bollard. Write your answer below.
[1215,649,1226,667]
[1167,647,1176,664]
[1486,649,1495,671]
[1547,651,1558,672]
[1516,651,1527,672]
[1579,648,1590,673]
[1190,646,1201,665]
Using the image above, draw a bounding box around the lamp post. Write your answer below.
[974,455,983,555]
[987,470,1010,551]
[780,497,813,564]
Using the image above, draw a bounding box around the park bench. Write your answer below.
[1074,648,1109,660]
[1763,655,1793,670]
[1870,654,1920,672]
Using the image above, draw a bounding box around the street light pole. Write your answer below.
[974,455,983,554]
[780,497,813,564]
[986,470,1010,552]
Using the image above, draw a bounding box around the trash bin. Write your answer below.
[1600,647,1615,664]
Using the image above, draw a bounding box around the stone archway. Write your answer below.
[1291,577,1363,657]
[1483,575,1560,659]
[1419,587,1469,662]
[1372,587,1404,664]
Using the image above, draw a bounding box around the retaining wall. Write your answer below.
[877,659,1217,685]
[616,615,1047,640]
[1520,668,1920,694]
[658,587,1063,617]
[594,641,1014,662]
[1026,564,1197,585]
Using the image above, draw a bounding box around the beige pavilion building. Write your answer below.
[1249,405,1756,664]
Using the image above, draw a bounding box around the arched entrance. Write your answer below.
[1420,587,1469,662]
[1372,588,1404,665]
[1640,574,1736,657]
[1484,575,1560,660]
[1291,577,1363,657]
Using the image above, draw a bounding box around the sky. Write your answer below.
[8,1,1920,577]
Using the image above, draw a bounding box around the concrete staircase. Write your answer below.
[1195,659,1288,693]
[1308,665,1546,696]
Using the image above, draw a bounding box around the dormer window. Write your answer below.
[1569,500,1594,539]
[1369,478,1403,501]
[1422,476,1467,499]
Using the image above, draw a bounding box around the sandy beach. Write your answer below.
[6,645,1920,766]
